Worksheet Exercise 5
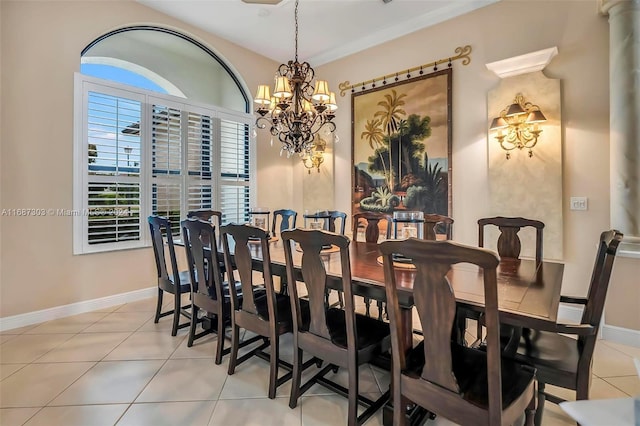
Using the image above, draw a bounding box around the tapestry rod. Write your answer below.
[338,45,472,97]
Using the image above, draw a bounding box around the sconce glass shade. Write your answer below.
[490,93,547,159]
[505,102,526,117]
[490,117,508,130]
[527,110,547,123]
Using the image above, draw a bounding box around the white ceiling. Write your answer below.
[137,0,497,66]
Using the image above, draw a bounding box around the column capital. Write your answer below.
[600,0,640,15]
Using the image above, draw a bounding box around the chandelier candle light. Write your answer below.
[253,0,337,157]
[489,93,547,159]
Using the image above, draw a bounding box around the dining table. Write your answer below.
[250,238,564,343]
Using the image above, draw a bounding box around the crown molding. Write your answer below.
[485,47,558,79]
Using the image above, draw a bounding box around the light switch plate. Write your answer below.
[570,197,588,211]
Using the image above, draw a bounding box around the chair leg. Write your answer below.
[171,291,181,336]
[348,364,358,426]
[268,334,278,399]
[215,313,225,365]
[534,382,546,426]
[289,347,303,409]
[227,322,240,375]
[154,288,163,323]
[187,305,199,347]
[377,301,384,321]
[364,297,371,317]
[576,375,590,401]
[393,376,405,426]
[525,384,536,426]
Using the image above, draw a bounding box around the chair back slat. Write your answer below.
[328,211,347,234]
[478,216,544,263]
[581,229,623,332]
[221,224,275,318]
[352,212,392,242]
[282,229,353,341]
[181,218,223,301]
[272,209,297,236]
[148,215,180,286]
[423,214,454,240]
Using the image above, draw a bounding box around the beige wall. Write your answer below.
[0,0,294,317]
[1,0,638,332]
[314,0,639,330]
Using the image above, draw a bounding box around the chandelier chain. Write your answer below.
[294,0,299,62]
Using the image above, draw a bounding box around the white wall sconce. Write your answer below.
[489,93,547,159]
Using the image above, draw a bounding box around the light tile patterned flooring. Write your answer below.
[1,296,638,425]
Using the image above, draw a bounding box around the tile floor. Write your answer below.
[1,296,638,425]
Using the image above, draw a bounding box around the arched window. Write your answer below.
[73,26,253,254]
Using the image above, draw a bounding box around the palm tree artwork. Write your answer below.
[353,71,451,217]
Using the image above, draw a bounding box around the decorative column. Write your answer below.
[601,0,640,248]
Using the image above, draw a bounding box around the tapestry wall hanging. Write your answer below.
[351,68,452,219]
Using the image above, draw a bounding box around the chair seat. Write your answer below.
[325,308,391,351]
[406,342,535,410]
[174,270,192,293]
[513,330,580,378]
[255,292,310,327]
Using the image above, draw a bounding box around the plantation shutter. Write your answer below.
[74,75,254,254]
[78,81,144,253]
[150,102,183,235]
[186,110,215,213]
[218,112,252,225]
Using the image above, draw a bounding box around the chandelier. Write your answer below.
[489,93,547,159]
[253,0,337,157]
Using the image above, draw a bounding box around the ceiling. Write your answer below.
[137,0,498,66]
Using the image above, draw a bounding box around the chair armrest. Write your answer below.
[499,312,598,336]
[560,295,588,305]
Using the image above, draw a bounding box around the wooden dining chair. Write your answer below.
[187,209,222,227]
[328,210,347,234]
[272,209,297,236]
[379,238,536,426]
[507,229,623,426]
[352,212,392,243]
[282,229,391,426]
[470,216,545,344]
[187,209,226,271]
[423,213,454,240]
[148,215,192,336]
[220,223,301,399]
[181,218,240,363]
[352,212,392,318]
[478,216,544,264]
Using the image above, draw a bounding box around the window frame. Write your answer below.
[73,73,255,254]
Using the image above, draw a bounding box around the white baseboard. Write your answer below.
[558,303,640,348]
[557,303,584,323]
[2,288,640,348]
[602,324,640,348]
[0,287,156,332]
